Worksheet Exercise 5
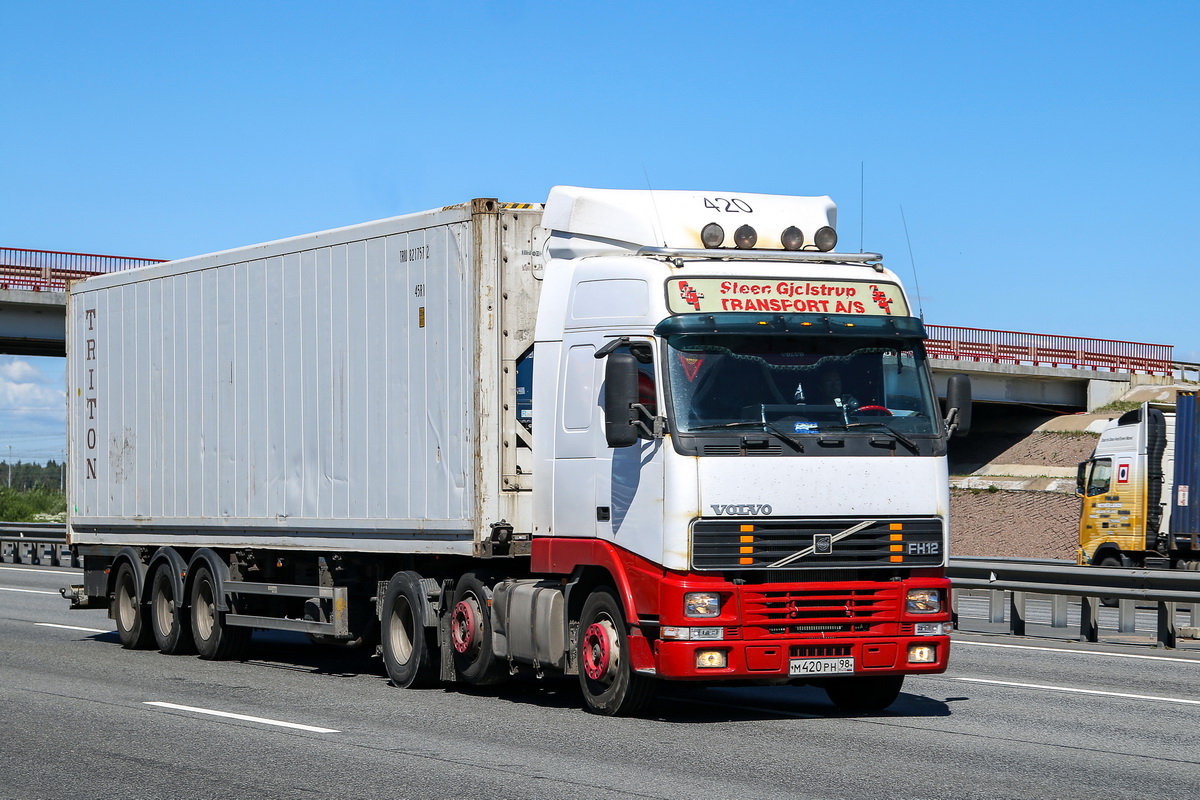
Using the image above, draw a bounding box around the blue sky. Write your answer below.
[1,1,1198,460]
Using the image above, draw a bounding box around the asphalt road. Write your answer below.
[3,563,1200,800]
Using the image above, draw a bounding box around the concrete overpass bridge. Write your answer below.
[0,248,1189,410]
[0,248,164,356]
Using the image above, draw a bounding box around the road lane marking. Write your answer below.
[0,587,59,595]
[0,567,79,576]
[35,622,112,634]
[955,639,1200,665]
[144,702,340,733]
[947,676,1200,706]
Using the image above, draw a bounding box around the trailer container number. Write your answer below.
[703,197,753,213]
[789,657,854,676]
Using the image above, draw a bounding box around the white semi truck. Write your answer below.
[64,187,970,715]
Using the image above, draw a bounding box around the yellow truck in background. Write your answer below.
[1077,391,1199,570]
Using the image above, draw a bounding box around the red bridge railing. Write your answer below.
[0,249,1180,376]
[0,247,166,292]
[925,324,1173,376]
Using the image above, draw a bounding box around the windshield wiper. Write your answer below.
[842,421,920,453]
[687,421,804,451]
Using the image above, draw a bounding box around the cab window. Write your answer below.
[1086,459,1112,497]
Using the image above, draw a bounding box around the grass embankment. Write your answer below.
[0,487,67,522]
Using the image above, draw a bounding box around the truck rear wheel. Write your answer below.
[189,565,250,660]
[822,674,904,711]
[113,561,154,650]
[577,587,656,716]
[150,564,194,655]
[381,571,438,689]
[450,572,507,685]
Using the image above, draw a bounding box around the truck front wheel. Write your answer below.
[189,565,250,660]
[577,587,656,716]
[381,571,438,689]
[113,561,154,650]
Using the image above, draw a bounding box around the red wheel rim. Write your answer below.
[451,599,477,654]
[583,621,615,681]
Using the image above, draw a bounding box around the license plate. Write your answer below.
[789,657,855,676]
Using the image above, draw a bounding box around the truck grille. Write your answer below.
[741,584,901,637]
[691,517,943,570]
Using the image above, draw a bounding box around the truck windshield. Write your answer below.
[665,333,940,437]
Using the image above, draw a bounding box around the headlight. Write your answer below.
[684,591,721,617]
[906,588,942,614]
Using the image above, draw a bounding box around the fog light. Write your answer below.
[780,225,804,251]
[684,591,721,618]
[906,588,942,614]
[701,222,725,248]
[696,650,728,669]
[908,643,937,664]
[734,224,757,249]
[814,226,838,251]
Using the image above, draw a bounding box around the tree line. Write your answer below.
[0,460,66,492]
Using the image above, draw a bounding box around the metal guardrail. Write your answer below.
[926,324,1174,375]
[6,528,1198,648]
[0,522,73,567]
[949,556,1200,648]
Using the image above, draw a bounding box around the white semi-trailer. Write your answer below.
[64,187,970,715]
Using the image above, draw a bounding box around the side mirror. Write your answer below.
[603,352,640,448]
[945,373,972,437]
[1076,461,1088,496]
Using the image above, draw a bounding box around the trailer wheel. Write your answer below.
[150,564,194,655]
[189,565,250,660]
[577,587,656,716]
[113,561,154,650]
[822,675,904,712]
[381,571,438,689]
[449,572,507,685]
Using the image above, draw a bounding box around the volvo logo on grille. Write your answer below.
[711,504,773,516]
[813,534,833,554]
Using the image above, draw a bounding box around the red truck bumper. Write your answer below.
[648,633,950,680]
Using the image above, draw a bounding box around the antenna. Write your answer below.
[859,161,865,253]
[900,205,925,321]
[643,165,666,246]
